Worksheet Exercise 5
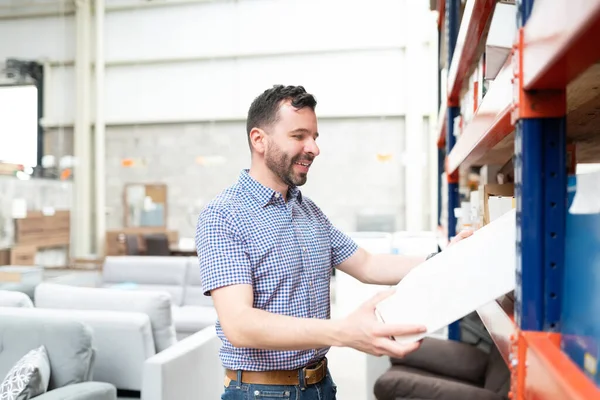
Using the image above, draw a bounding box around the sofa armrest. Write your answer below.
[390,337,489,385]
[142,326,223,400]
[34,382,116,400]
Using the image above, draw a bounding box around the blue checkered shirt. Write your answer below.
[195,170,358,371]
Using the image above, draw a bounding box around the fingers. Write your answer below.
[373,323,427,338]
[373,337,422,358]
[459,230,473,238]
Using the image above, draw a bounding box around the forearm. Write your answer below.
[364,253,427,285]
[225,307,343,350]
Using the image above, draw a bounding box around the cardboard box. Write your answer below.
[9,245,37,266]
[482,184,514,225]
[0,248,10,265]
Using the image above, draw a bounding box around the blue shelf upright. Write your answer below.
[513,0,567,333]
[445,0,461,341]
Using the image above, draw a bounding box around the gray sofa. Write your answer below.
[100,256,217,340]
[32,282,223,397]
[0,307,116,400]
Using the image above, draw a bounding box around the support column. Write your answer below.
[404,0,425,232]
[73,0,92,257]
[446,0,461,342]
[95,0,106,256]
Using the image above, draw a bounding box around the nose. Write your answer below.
[305,138,320,157]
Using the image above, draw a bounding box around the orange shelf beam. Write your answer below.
[477,296,515,366]
[436,101,447,149]
[446,0,496,104]
[437,0,445,30]
[522,332,600,400]
[522,0,600,90]
[446,60,514,173]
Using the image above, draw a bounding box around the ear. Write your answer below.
[249,127,267,154]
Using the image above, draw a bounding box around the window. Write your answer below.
[0,85,38,166]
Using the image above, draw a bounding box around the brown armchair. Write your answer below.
[374,337,510,400]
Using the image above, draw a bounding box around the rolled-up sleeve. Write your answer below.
[329,223,358,266]
[195,206,252,295]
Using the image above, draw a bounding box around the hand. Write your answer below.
[448,229,473,247]
[337,289,426,358]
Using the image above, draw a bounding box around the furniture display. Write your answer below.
[374,337,509,400]
[105,228,179,256]
[0,308,117,400]
[100,256,217,340]
[124,183,167,228]
[0,289,222,399]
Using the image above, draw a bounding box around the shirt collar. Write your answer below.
[239,169,303,206]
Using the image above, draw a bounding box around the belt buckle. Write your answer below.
[303,359,325,385]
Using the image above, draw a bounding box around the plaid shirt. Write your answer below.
[195,169,357,371]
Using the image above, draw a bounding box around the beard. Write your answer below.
[265,141,313,187]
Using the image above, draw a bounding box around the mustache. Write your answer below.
[293,154,315,163]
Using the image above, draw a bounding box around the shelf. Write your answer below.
[522,332,600,400]
[476,294,515,366]
[446,62,600,173]
[446,0,496,104]
[447,60,514,173]
[522,0,600,90]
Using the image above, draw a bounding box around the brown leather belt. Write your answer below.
[225,358,327,386]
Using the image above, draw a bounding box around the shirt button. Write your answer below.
[303,247,308,252]
[309,281,313,286]
[275,193,280,198]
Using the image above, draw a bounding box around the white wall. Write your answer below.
[0,0,437,125]
[0,0,440,254]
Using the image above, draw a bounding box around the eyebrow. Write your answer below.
[290,128,319,138]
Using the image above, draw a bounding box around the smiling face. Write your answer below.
[250,100,320,188]
[263,101,320,187]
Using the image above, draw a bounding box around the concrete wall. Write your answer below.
[0,0,439,253]
[104,117,406,236]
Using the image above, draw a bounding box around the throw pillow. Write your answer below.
[0,346,50,400]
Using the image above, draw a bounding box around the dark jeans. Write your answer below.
[222,369,337,399]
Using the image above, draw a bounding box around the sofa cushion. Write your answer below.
[0,345,50,400]
[374,365,504,400]
[35,283,176,353]
[103,256,188,306]
[390,338,488,386]
[172,306,218,333]
[0,290,33,308]
[102,283,184,306]
[0,309,94,390]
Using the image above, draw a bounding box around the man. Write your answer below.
[196,85,471,399]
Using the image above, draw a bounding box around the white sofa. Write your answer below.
[33,282,222,396]
[101,256,217,340]
[0,292,222,400]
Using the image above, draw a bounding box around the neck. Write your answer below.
[249,158,289,200]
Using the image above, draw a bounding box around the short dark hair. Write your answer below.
[246,85,317,146]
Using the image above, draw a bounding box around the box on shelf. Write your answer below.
[484,2,517,80]
[563,174,600,387]
[481,183,514,226]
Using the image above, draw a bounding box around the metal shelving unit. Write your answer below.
[436,0,600,398]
